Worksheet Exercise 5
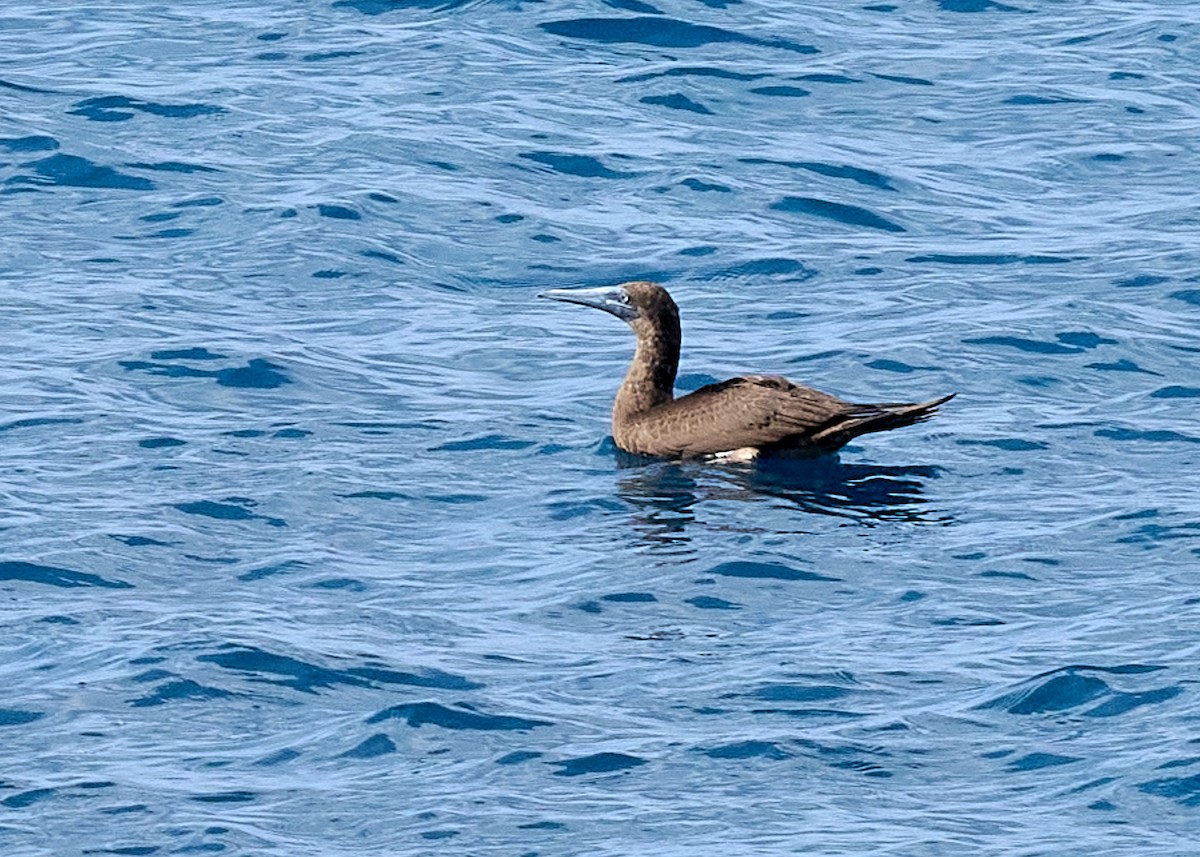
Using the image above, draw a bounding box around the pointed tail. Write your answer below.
[812,393,955,449]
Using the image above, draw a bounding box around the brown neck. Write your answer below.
[613,319,679,423]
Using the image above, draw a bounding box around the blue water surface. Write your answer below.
[2,1,1198,854]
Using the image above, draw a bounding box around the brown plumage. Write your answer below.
[539,281,953,460]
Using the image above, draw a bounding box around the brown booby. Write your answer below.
[539,281,953,461]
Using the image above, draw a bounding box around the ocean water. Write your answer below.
[2,1,1198,854]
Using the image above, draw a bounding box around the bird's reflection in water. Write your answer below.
[614,445,949,546]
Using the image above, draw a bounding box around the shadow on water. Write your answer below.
[613,446,948,543]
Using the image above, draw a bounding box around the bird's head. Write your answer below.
[538,281,679,339]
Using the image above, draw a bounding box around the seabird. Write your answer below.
[539,281,953,461]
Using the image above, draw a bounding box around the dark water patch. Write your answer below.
[334,0,478,12]
[22,614,71,627]
[199,645,373,693]
[1115,521,1200,546]
[980,669,1109,714]
[741,158,895,190]
[771,197,904,232]
[1169,289,1200,305]
[317,203,361,220]
[979,665,1175,717]
[964,336,1083,355]
[302,50,364,62]
[367,701,551,731]
[601,591,657,603]
[132,669,174,683]
[1150,385,1200,399]
[254,748,301,766]
[744,684,850,703]
[127,161,219,174]
[1085,358,1159,375]
[1115,508,1159,521]
[711,257,816,279]
[702,740,791,760]
[140,212,180,223]
[791,72,859,83]
[938,0,1021,9]
[346,665,482,690]
[91,846,159,855]
[341,490,413,501]
[0,560,132,589]
[1139,773,1200,807]
[1005,94,1087,105]
[427,492,488,504]
[0,709,43,726]
[309,577,367,591]
[640,92,713,114]
[749,85,810,98]
[139,436,186,449]
[274,428,310,438]
[687,595,740,610]
[908,253,1074,265]
[1115,274,1171,288]
[420,830,459,841]
[1095,427,1200,445]
[0,416,84,433]
[1056,331,1114,349]
[1,135,59,152]
[98,804,150,816]
[340,733,396,758]
[130,679,236,708]
[871,71,935,86]
[146,228,194,239]
[576,600,602,614]
[312,269,347,279]
[191,791,256,804]
[495,213,524,223]
[1084,685,1181,717]
[69,95,225,122]
[497,750,543,765]
[174,499,287,528]
[956,438,1048,451]
[433,434,536,452]
[708,560,840,582]
[867,359,937,373]
[931,615,1005,627]
[256,51,289,61]
[518,151,635,179]
[237,559,306,582]
[2,788,56,809]
[551,752,647,776]
[540,17,818,54]
[154,347,225,360]
[981,569,1035,580]
[15,154,155,190]
[607,0,663,13]
[1006,752,1079,772]
[121,356,290,389]
[362,248,404,263]
[618,66,769,83]
[0,78,56,93]
[681,177,730,192]
[1157,758,1200,771]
